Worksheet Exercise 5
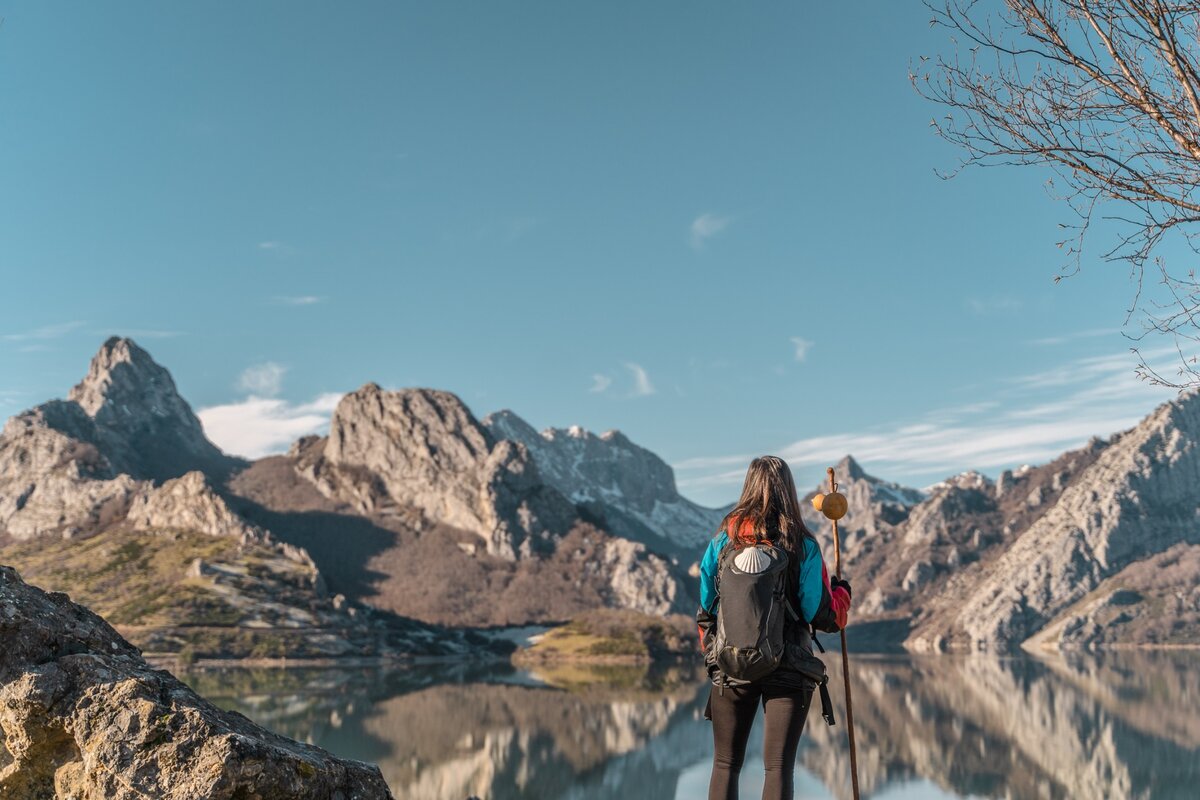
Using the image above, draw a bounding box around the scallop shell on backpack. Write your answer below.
[733,546,772,574]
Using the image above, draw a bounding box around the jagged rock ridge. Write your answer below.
[293,385,580,560]
[909,391,1200,652]
[1,339,684,629]
[822,393,1199,652]
[67,337,241,480]
[7,337,1195,652]
[0,338,242,541]
[800,454,926,558]
[483,409,724,554]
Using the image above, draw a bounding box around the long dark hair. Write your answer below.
[719,456,814,571]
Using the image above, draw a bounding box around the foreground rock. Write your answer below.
[0,566,393,800]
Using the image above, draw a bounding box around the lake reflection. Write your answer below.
[189,651,1200,800]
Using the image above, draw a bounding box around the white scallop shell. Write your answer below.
[734,546,771,574]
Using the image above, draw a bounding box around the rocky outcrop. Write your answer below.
[0,404,139,541]
[0,338,239,542]
[0,565,393,799]
[3,340,689,632]
[483,410,724,554]
[800,455,925,555]
[599,538,678,616]
[1024,541,1200,650]
[906,391,1200,652]
[18,339,1194,652]
[66,337,239,481]
[295,385,579,559]
[126,471,272,546]
[815,435,1115,629]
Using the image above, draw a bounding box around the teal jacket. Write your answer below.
[698,531,849,632]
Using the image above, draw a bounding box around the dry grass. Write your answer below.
[516,609,697,664]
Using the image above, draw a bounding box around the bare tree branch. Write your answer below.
[916,0,1200,388]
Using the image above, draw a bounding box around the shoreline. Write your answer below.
[144,652,512,671]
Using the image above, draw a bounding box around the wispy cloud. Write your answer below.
[257,240,303,256]
[1025,327,1116,346]
[3,321,86,342]
[273,295,324,306]
[237,362,287,397]
[966,296,1023,315]
[589,373,613,394]
[675,347,1177,495]
[197,393,343,460]
[0,388,29,411]
[790,337,814,362]
[625,363,656,397]
[689,213,731,250]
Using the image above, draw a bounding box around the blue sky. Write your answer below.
[0,2,1185,505]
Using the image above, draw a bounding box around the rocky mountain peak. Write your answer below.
[927,470,994,494]
[481,410,723,554]
[325,385,496,470]
[811,454,925,510]
[1,339,240,540]
[62,337,237,481]
[69,337,162,415]
[834,454,867,482]
[476,408,537,445]
[483,411,676,508]
[907,389,1200,652]
[800,455,927,569]
[297,386,577,559]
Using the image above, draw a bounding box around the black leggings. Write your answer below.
[708,683,813,800]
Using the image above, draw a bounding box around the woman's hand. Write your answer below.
[830,575,852,599]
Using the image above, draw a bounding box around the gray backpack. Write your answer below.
[712,543,799,683]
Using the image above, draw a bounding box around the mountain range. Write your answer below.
[0,337,1196,657]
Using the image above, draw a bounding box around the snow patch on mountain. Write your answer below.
[483,410,722,552]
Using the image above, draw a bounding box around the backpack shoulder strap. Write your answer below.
[714,538,736,595]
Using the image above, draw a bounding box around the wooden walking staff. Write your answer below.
[812,466,860,800]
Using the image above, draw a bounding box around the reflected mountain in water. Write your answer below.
[193,651,1200,800]
[803,651,1200,800]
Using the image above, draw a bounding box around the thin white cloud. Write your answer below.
[3,321,86,342]
[689,213,731,250]
[0,388,28,410]
[790,337,814,362]
[675,347,1177,495]
[197,393,343,460]
[589,374,613,394]
[1026,328,1116,346]
[966,296,1023,315]
[273,295,324,306]
[258,241,282,250]
[625,363,656,397]
[237,362,287,398]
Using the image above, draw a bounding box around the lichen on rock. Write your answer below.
[0,565,394,800]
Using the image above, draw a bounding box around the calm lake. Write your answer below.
[188,650,1199,800]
